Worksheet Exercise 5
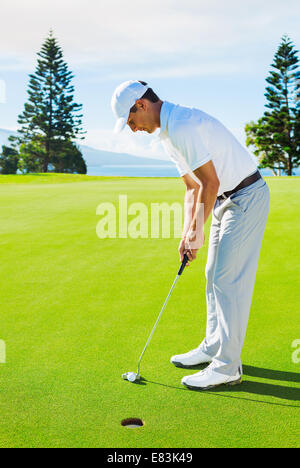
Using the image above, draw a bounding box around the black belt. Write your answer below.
[217,170,262,201]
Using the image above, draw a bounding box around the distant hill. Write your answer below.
[0,128,173,169]
[79,143,172,168]
[2,127,297,176]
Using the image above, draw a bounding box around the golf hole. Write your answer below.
[121,418,144,428]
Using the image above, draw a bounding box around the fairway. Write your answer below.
[0,174,299,448]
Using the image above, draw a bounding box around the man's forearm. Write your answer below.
[179,162,220,259]
[182,186,200,239]
[190,183,218,232]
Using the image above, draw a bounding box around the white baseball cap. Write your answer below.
[111,80,150,134]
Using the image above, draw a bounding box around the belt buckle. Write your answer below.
[221,193,227,200]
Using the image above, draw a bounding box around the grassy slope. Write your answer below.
[0,174,299,448]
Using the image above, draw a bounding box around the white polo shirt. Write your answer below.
[159,101,258,196]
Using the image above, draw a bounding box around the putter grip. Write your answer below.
[178,254,189,276]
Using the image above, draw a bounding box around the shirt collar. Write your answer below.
[159,101,175,138]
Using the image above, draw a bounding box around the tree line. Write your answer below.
[0,33,300,175]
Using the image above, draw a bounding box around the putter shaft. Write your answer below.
[136,254,189,377]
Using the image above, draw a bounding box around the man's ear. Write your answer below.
[136,99,147,111]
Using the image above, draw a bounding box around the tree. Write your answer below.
[245,35,300,175]
[18,139,45,173]
[0,146,19,174]
[245,119,286,176]
[51,140,87,174]
[10,30,85,172]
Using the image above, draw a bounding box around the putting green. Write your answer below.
[0,173,299,448]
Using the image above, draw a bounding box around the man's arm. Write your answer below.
[190,160,220,229]
[181,173,200,239]
[179,160,220,263]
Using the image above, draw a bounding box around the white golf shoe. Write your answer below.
[170,347,212,368]
[181,363,242,390]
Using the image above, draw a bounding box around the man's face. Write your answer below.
[127,100,157,134]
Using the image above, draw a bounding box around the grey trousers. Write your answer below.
[200,176,270,375]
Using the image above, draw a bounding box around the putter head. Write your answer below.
[122,372,140,382]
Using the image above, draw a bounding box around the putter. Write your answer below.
[122,253,189,382]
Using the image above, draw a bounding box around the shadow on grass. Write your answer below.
[204,379,300,403]
[140,365,300,409]
[243,364,300,384]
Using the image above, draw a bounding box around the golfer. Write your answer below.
[111,80,270,390]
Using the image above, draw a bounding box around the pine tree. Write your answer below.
[18,139,46,173]
[245,35,300,175]
[51,140,87,174]
[12,31,84,172]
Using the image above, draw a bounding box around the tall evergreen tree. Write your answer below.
[245,35,300,175]
[11,31,84,172]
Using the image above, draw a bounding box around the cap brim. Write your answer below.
[114,116,128,134]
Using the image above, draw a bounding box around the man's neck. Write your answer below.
[156,100,164,128]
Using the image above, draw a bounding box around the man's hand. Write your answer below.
[178,229,205,266]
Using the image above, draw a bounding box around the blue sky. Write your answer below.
[0,0,299,160]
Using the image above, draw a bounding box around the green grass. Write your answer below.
[0,172,131,184]
[0,173,299,448]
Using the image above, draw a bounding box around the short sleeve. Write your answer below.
[171,121,211,171]
[168,153,188,176]
[160,136,189,176]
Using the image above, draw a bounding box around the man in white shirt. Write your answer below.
[111,80,270,390]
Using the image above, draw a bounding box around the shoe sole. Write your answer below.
[171,360,211,369]
[182,377,242,391]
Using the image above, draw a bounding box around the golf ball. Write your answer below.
[127,373,137,382]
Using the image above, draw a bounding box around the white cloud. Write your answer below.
[93,61,253,82]
[82,123,252,161]
[83,127,168,160]
[0,0,299,71]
